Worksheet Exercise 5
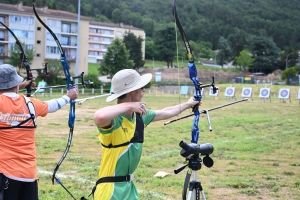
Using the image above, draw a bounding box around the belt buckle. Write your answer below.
[128,174,134,181]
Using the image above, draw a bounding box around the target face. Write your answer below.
[280,90,288,97]
[242,88,252,97]
[278,88,290,99]
[259,88,270,98]
[224,87,235,97]
[226,88,233,95]
[261,89,269,96]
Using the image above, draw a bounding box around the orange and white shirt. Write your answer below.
[0,93,48,181]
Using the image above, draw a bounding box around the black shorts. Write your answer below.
[1,175,38,200]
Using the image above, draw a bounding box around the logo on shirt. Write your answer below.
[0,112,30,126]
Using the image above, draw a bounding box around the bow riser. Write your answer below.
[60,57,74,90]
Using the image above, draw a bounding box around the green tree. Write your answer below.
[123,32,144,71]
[9,42,34,73]
[66,4,76,13]
[154,24,176,68]
[217,36,232,68]
[246,35,280,74]
[235,50,255,72]
[84,74,102,89]
[112,9,121,23]
[189,40,201,60]
[281,66,297,80]
[99,38,134,78]
[145,38,155,60]
[141,18,155,37]
[36,59,65,86]
[121,9,133,25]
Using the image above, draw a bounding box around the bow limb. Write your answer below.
[0,22,33,97]
[33,4,75,185]
[173,0,201,143]
[0,22,50,97]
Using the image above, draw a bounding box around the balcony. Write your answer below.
[61,42,77,47]
[65,54,76,60]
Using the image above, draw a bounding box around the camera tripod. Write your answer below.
[174,142,214,200]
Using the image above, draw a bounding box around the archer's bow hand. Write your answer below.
[67,87,79,100]
[19,80,36,89]
[187,97,202,108]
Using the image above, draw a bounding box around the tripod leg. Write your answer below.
[200,190,206,200]
[187,181,206,200]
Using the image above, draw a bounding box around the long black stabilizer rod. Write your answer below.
[164,98,248,125]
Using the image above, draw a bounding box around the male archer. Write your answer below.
[0,64,78,200]
[93,69,201,199]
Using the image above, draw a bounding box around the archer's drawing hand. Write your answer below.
[129,102,147,116]
[67,86,79,100]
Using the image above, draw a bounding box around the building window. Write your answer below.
[62,24,71,33]
[46,46,60,54]
[9,15,33,24]
[9,29,34,39]
[8,43,14,50]
[25,44,33,50]
[61,36,69,45]
[47,33,61,41]
[37,27,41,31]
[0,45,4,55]
[103,30,111,34]
[36,53,41,58]
[93,44,100,48]
[47,19,61,28]
[0,30,4,40]
[37,40,41,44]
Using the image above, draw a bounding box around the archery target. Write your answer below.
[278,88,290,99]
[180,86,189,95]
[209,86,219,96]
[298,89,300,99]
[224,87,235,97]
[259,88,270,98]
[241,87,252,98]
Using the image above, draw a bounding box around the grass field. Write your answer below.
[34,84,300,200]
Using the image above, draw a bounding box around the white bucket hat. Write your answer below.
[106,69,152,102]
[0,64,24,90]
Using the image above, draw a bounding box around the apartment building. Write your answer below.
[88,21,145,63]
[0,2,146,75]
[0,2,90,75]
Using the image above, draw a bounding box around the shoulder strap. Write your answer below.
[0,96,37,129]
[101,113,144,148]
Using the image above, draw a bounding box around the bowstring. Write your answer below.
[174,12,184,135]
